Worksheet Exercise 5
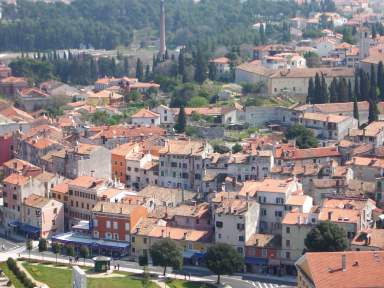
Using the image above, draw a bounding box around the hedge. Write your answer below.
[6,258,35,288]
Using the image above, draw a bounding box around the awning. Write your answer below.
[193,252,205,259]
[245,257,268,265]
[8,221,21,228]
[19,223,40,234]
[183,250,195,259]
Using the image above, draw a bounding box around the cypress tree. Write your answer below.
[208,62,217,81]
[145,64,151,81]
[338,78,348,102]
[178,50,185,77]
[360,71,370,101]
[307,77,315,104]
[194,47,207,84]
[320,74,329,103]
[378,61,384,100]
[353,95,359,125]
[136,58,144,81]
[174,106,187,133]
[124,57,130,75]
[260,24,266,45]
[314,73,321,104]
[354,72,360,101]
[348,80,353,102]
[329,78,338,103]
[368,100,379,123]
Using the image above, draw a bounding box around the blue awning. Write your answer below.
[8,221,21,228]
[193,252,205,259]
[19,223,40,234]
[245,257,268,265]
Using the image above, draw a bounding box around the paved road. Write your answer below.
[0,236,295,288]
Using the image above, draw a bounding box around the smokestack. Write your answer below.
[159,0,166,57]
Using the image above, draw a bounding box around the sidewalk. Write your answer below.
[17,252,213,283]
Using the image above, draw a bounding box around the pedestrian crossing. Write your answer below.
[246,280,293,288]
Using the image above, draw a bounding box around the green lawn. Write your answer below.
[22,262,159,288]
[166,279,215,288]
[0,262,24,288]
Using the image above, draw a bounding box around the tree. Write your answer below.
[337,78,348,102]
[353,95,359,125]
[26,239,33,260]
[136,58,144,82]
[66,245,75,263]
[232,143,242,153]
[378,61,384,100]
[259,24,266,45]
[320,74,329,103]
[208,62,217,81]
[149,239,182,276]
[174,106,187,133]
[304,52,321,68]
[305,221,348,252]
[329,78,338,103]
[307,77,315,104]
[51,242,61,265]
[38,238,48,260]
[314,73,321,104]
[348,80,353,102]
[194,48,207,84]
[187,96,209,107]
[368,100,379,123]
[79,246,90,265]
[285,124,319,149]
[205,243,243,284]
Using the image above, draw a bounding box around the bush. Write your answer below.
[6,257,35,288]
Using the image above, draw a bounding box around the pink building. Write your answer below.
[0,134,13,165]
[22,194,64,239]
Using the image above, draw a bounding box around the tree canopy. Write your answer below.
[205,243,243,284]
[305,221,348,252]
[285,124,319,149]
[149,239,183,276]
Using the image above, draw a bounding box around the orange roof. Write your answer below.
[131,108,160,119]
[286,195,311,206]
[318,207,360,224]
[145,226,209,242]
[0,76,27,84]
[3,173,29,186]
[282,211,311,225]
[210,57,230,64]
[302,112,350,123]
[279,146,341,160]
[352,229,384,249]
[23,194,51,208]
[238,178,298,197]
[130,82,160,89]
[89,125,165,140]
[18,87,49,98]
[69,176,105,189]
[51,180,70,194]
[26,137,57,150]
[111,142,138,157]
[348,156,384,168]
[296,251,384,288]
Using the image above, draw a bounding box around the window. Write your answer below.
[131,236,135,243]
[143,238,147,244]
[113,222,118,229]
[239,236,244,242]
[93,219,98,227]
[261,249,267,257]
[286,227,290,234]
[275,211,282,217]
[237,223,245,230]
[237,247,243,254]
[125,222,130,231]
[286,240,290,248]
[53,208,57,214]
[218,233,221,239]
[216,221,223,228]
[106,221,111,229]
[286,252,290,259]
[93,231,99,238]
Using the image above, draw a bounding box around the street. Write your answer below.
[0,236,296,288]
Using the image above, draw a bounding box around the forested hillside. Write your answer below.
[0,0,300,51]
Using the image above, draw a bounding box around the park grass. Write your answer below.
[0,262,24,288]
[22,262,160,288]
[166,279,216,288]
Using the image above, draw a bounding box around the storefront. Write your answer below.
[8,221,40,239]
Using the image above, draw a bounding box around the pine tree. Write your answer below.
[136,58,144,81]
[307,77,315,104]
[194,48,207,84]
[329,78,338,103]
